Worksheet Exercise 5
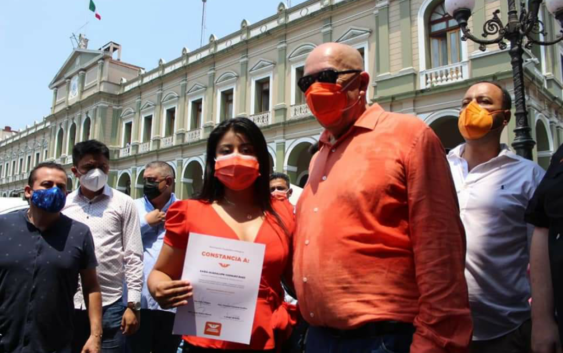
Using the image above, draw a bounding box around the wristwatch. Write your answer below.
[127,301,141,311]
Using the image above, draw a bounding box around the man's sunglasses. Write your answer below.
[298,69,362,93]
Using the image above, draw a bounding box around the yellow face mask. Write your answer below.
[458,100,505,140]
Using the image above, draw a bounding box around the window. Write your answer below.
[35,152,40,167]
[294,66,305,105]
[123,121,133,147]
[82,117,91,141]
[68,123,77,155]
[3,163,7,177]
[18,158,23,174]
[255,78,270,113]
[43,149,48,162]
[560,53,563,82]
[190,99,203,130]
[143,115,153,143]
[220,89,234,121]
[0,164,3,178]
[56,127,64,158]
[26,155,31,173]
[429,2,461,68]
[164,108,176,137]
[11,161,15,176]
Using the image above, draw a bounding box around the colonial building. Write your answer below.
[2,0,562,198]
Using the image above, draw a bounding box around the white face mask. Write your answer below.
[79,168,108,192]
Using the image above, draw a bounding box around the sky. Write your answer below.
[0,0,307,132]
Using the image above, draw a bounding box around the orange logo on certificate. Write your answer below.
[204,322,222,336]
[219,263,230,268]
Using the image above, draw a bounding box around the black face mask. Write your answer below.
[143,181,162,200]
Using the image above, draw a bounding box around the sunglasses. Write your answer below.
[298,69,362,93]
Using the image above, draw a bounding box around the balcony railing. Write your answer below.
[420,61,469,89]
[161,136,174,148]
[139,142,151,154]
[66,156,72,165]
[119,146,131,158]
[290,104,312,120]
[186,128,202,143]
[250,111,271,127]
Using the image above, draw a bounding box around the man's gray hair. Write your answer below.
[145,161,175,179]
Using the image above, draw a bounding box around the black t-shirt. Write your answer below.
[525,143,563,338]
[0,210,97,353]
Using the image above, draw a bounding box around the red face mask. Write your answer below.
[304,76,361,127]
[214,153,260,191]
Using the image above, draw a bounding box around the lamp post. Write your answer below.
[445,0,563,160]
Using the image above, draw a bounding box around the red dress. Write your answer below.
[163,198,296,350]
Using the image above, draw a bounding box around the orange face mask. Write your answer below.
[458,100,505,140]
[214,153,260,191]
[271,190,288,201]
[305,77,361,127]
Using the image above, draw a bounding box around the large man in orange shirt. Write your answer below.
[293,42,472,353]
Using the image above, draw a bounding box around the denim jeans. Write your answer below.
[305,325,414,353]
[71,299,126,353]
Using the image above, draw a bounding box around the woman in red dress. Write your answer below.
[148,117,296,352]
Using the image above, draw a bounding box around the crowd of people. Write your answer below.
[0,42,562,353]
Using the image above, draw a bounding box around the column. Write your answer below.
[152,89,163,149]
[65,79,71,108]
[108,170,118,189]
[51,88,58,114]
[399,0,412,69]
[322,17,333,43]
[90,107,98,140]
[78,70,86,101]
[550,121,560,148]
[275,140,286,173]
[130,167,138,199]
[176,78,188,144]
[110,107,121,147]
[95,105,108,143]
[76,113,84,143]
[48,125,57,160]
[96,59,104,91]
[377,3,390,75]
[274,38,287,124]
[61,119,69,158]
[238,53,249,117]
[175,158,184,199]
[203,67,216,138]
[131,96,142,155]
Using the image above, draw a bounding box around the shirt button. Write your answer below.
[310,312,315,318]
[313,208,318,212]
[303,277,307,283]
[305,240,310,245]
[322,176,327,181]
[557,234,561,240]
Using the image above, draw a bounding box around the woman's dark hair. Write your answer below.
[195,118,288,234]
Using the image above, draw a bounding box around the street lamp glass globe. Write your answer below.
[445,0,475,16]
[546,0,563,16]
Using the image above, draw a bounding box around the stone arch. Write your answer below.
[425,109,464,152]
[287,43,316,62]
[117,171,132,196]
[67,122,77,155]
[285,137,317,187]
[267,145,276,173]
[82,116,92,141]
[182,157,205,199]
[55,127,64,158]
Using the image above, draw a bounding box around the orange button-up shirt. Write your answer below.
[293,104,472,353]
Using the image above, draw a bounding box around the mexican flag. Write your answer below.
[89,0,101,20]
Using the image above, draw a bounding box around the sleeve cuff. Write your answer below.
[127,290,142,305]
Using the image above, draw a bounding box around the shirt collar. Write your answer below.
[448,143,520,163]
[143,193,177,212]
[77,184,112,202]
[319,104,384,147]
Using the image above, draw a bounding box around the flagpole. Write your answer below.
[200,0,207,47]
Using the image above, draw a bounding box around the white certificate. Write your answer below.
[173,232,265,344]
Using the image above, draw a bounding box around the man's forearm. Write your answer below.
[85,289,103,337]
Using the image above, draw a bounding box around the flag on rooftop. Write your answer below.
[89,0,101,20]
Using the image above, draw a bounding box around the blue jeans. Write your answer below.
[71,299,126,353]
[305,325,414,353]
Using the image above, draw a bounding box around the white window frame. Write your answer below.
[18,157,23,174]
[290,61,306,106]
[216,84,237,124]
[121,118,134,147]
[140,110,155,143]
[250,72,273,115]
[10,160,15,176]
[25,154,32,173]
[187,94,205,131]
[3,162,7,177]
[35,151,40,167]
[161,101,178,139]
[81,115,92,141]
[55,126,65,158]
[66,121,77,156]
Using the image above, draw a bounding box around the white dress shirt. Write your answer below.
[447,144,545,341]
[64,185,143,308]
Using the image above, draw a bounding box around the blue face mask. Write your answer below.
[30,186,67,213]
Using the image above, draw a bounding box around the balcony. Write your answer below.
[420,61,469,89]
[139,142,151,154]
[161,136,174,148]
[186,128,202,143]
[290,104,312,120]
[119,146,131,158]
[250,111,271,127]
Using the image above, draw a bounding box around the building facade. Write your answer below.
[2,0,563,198]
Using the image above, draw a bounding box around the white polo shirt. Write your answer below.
[447,143,545,341]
